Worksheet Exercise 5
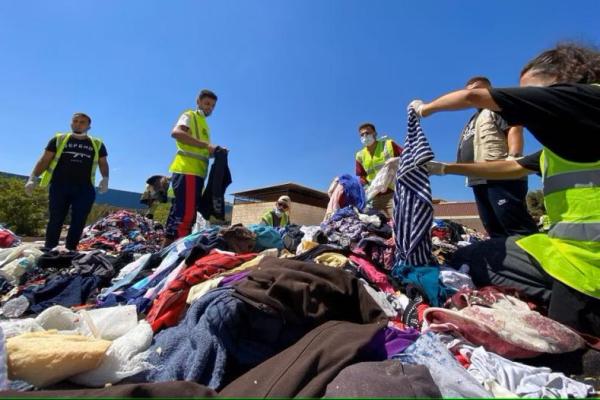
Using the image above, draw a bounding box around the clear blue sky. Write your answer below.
[1,1,598,201]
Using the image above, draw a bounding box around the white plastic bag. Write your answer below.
[365,157,400,201]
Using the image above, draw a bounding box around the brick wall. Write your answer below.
[231,202,326,226]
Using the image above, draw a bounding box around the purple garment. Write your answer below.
[383,326,420,358]
[219,271,251,286]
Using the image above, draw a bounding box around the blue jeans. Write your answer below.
[45,182,96,250]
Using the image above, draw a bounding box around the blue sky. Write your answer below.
[1,0,598,201]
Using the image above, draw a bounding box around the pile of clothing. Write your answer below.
[431,219,486,264]
[77,210,165,254]
[0,216,596,398]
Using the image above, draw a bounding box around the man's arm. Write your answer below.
[507,126,524,156]
[355,159,368,186]
[445,159,532,179]
[31,151,55,177]
[420,88,501,117]
[98,156,109,178]
[171,125,214,152]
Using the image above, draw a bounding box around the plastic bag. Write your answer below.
[365,157,400,201]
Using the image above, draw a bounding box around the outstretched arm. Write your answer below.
[419,88,501,117]
[443,159,532,179]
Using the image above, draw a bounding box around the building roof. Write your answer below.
[232,182,329,208]
[433,201,485,232]
[433,201,479,217]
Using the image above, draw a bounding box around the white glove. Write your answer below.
[24,176,39,195]
[98,177,109,194]
[425,161,447,176]
[409,99,425,118]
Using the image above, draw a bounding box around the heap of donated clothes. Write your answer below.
[77,210,165,254]
[0,113,598,398]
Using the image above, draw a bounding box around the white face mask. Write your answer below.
[360,134,375,147]
[273,207,283,216]
[71,131,89,139]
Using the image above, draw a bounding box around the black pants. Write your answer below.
[472,180,538,238]
[450,236,600,337]
[45,182,96,250]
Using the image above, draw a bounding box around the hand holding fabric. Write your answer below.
[425,161,447,176]
[24,176,39,195]
[408,100,425,118]
[98,177,109,194]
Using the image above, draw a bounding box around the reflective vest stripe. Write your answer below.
[176,149,209,162]
[543,169,600,196]
[548,222,600,242]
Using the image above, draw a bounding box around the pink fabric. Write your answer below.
[325,182,345,221]
[348,255,395,294]
[424,292,586,359]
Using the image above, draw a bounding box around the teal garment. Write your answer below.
[391,264,450,307]
[247,224,284,251]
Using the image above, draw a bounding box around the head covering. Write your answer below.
[277,195,291,208]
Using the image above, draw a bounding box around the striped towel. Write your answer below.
[393,107,436,266]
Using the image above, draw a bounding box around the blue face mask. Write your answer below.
[360,134,375,146]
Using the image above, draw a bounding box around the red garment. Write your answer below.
[0,231,15,248]
[348,255,395,294]
[146,250,257,331]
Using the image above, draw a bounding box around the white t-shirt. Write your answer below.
[172,109,204,130]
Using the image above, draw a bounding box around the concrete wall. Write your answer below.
[231,202,326,226]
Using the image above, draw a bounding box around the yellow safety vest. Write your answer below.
[169,110,211,177]
[355,139,395,185]
[517,147,600,299]
[261,209,289,227]
[40,133,102,187]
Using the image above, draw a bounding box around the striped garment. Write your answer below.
[393,107,436,266]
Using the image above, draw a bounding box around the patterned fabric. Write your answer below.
[0,326,7,390]
[393,108,436,266]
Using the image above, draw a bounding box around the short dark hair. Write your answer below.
[198,89,218,101]
[465,76,491,87]
[521,42,600,84]
[72,112,91,124]
[358,122,376,132]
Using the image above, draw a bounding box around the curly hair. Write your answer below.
[521,42,600,84]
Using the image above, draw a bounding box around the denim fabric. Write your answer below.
[394,332,492,398]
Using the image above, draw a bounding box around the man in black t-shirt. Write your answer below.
[25,113,110,250]
[407,43,600,338]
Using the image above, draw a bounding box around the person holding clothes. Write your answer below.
[409,43,600,336]
[164,89,227,247]
[452,76,537,237]
[260,195,291,228]
[25,112,109,251]
[355,122,403,218]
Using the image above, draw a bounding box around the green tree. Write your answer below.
[0,177,48,235]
